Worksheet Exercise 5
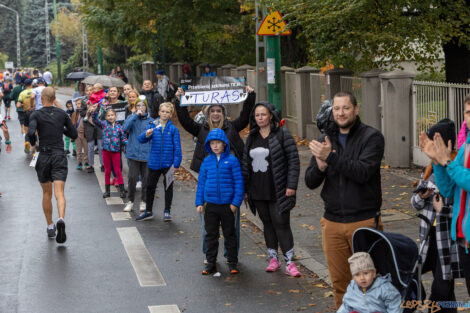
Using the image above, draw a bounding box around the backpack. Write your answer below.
[3,82,11,93]
[316,99,334,134]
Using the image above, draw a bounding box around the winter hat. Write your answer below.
[427,118,456,149]
[348,252,375,276]
[156,69,164,75]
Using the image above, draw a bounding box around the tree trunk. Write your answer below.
[443,41,470,83]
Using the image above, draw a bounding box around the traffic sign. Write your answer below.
[257,10,292,36]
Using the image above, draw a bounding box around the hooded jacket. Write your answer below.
[242,102,300,214]
[305,117,385,223]
[92,113,127,152]
[337,274,402,313]
[140,89,164,119]
[123,113,154,162]
[195,128,244,208]
[138,119,182,170]
[175,92,255,173]
[433,132,470,244]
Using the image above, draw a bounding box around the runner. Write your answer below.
[17,79,34,154]
[31,78,47,110]
[27,87,77,243]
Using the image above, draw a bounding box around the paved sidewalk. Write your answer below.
[176,121,470,304]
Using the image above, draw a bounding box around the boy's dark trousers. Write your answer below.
[146,167,173,212]
[204,202,237,265]
[128,159,148,202]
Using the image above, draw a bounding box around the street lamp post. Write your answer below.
[0,4,21,68]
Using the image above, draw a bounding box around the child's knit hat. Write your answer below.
[348,252,375,276]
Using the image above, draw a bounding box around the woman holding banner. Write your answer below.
[175,85,255,264]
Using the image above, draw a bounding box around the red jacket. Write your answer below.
[88,90,106,104]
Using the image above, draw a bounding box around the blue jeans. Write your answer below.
[200,207,240,257]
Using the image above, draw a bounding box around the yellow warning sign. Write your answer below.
[257,10,292,36]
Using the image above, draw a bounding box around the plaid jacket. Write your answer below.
[412,173,463,280]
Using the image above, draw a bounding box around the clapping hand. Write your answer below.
[419,132,452,165]
[145,128,154,137]
[309,136,333,161]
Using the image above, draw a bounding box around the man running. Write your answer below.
[28,87,77,243]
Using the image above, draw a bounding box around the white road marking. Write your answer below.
[111,212,131,221]
[148,305,181,313]
[116,227,166,287]
[106,197,124,205]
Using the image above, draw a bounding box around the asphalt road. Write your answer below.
[0,91,334,313]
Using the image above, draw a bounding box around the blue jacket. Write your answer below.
[337,274,402,313]
[138,119,182,170]
[433,133,470,244]
[123,113,154,162]
[195,128,244,208]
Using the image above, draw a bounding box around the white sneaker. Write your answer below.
[123,201,133,212]
[136,181,142,190]
[139,202,146,212]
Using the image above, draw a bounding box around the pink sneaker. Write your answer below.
[285,262,301,277]
[265,258,281,272]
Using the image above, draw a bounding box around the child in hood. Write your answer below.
[88,83,106,105]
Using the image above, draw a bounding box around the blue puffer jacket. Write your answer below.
[195,128,244,208]
[123,113,154,162]
[138,119,182,170]
[337,274,402,313]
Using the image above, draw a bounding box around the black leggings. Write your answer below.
[253,200,294,261]
[458,244,470,296]
[423,228,456,313]
[146,167,173,212]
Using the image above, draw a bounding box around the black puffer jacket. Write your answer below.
[175,92,255,173]
[140,89,164,119]
[242,102,300,214]
[305,117,384,223]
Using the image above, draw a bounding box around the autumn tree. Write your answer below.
[271,0,470,83]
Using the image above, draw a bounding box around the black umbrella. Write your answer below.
[66,71,95,81]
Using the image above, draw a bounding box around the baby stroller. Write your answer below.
[352,219,432,313]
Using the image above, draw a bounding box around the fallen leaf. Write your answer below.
[300,224,309,228]
[399,192,408,196]
[178,230,185,234]
[400,185,409,188]
[295,308,307,311]
[289,289,301,293]
[266,289,282,295]
[324,291,334,297]
[245,251,256,255]
[305,194,311,197]
[308,303,316,307]
[224,303,232,306]
[308,225,316,231]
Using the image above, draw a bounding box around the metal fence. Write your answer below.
[340,76,363,109]
[412,80,470,166]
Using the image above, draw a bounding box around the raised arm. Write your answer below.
[305,155,327,190]
[174,88,201,136]
[231,89,256,132]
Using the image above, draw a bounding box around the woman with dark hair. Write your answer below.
[242,101,301,277]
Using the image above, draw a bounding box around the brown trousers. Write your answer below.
[75,136,89,164]
[320,216,382,309]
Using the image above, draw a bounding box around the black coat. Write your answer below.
[175,92,255,173]
[242,104,300,215]
[140,89,164,119]
[305,117,384,223]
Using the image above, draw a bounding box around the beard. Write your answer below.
[335,117,356,130]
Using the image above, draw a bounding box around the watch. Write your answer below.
[443,159,452,168]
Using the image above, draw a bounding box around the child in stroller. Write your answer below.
[337,252,402,313]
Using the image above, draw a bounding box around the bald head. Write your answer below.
[41,87,56,106]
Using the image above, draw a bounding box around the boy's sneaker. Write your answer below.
[163,210,172,222]
[100,166,105,172]
[136,211,153,221]
[56,219,67,244]
[72,150,77,157]
[202,263,216,275]
[139,202,146,212]
[76,163,82,170]
[24,141,30,154]
[87,166,94,173]
[47,224,56,238]
[285,262,301,277]
[228,263,239,275]
[123,201,133,212]
[266,258,281,272]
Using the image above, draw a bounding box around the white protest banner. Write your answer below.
[4,62,13,69]
[180,76,247,106]
[111,101,128,123]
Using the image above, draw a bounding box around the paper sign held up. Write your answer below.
[180,76,247,106]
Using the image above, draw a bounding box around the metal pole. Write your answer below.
[0,4,21,68]
[266,35,282,113]
[97,45,103,75]
[52,0,61,84]
[45,0,51,64]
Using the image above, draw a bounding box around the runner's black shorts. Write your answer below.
[24,110,32,127]
[17,111,25,124]
[35,153,68,183]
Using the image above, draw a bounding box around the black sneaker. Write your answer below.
[228,263,239,275]
[65,150,70,155]
[202,263,216,275]
[56,219,67,244]
[100,165,105,172]
[72,150,77,157]
[87,166,95,173]
[47,224,56,238]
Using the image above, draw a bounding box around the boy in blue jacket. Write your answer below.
[196,128,244,275]
[136,102,182,222]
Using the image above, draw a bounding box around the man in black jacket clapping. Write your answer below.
[305,91,385,309]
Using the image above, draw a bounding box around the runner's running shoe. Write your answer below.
[47,224,56,238]
[24,141,30,154]
[56,219,67,244]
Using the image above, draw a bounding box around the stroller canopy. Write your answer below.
[352,227,418,290]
